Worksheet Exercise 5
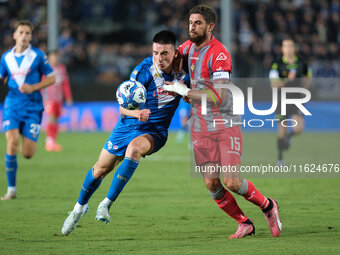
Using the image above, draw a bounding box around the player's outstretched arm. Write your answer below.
[163,80,227,103]
[119,106,151,122]
[19,74,56,94]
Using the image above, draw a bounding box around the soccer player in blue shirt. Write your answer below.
[0,20,55,200]
[62,30,185,235]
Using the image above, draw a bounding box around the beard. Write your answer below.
[189,31,207,45]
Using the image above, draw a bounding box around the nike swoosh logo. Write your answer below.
[275,211,282,231]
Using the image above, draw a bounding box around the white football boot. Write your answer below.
[95,203,111,224]
[61,205,88,235]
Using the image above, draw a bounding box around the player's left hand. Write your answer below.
[138,109,151,122]
[19,83,34,94]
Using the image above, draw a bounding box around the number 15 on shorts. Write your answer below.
[229,136,241,152]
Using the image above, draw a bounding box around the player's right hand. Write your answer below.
[288,69,296,81]
[138,109,151,122]
[19,83,34,94]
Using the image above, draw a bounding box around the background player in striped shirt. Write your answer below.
[42,50,73,152]
[0,20,55,200]
[163,5,282,239]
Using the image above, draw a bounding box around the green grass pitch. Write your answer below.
[0,132,339,254]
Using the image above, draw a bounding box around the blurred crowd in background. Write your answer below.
[0,0,339,99]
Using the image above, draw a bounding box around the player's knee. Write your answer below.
[6,142,19,155]
[293,126,303,135]
[93,164,111,178]
[22,151,34,159]
[223,179,241,193]
[204,178,221,191]
[126,144,143,159]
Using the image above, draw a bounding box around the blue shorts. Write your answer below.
[104,126,168,157]
[2,108,43,142]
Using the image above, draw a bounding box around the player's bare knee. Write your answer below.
[7,140,19,154]
[293,126,303,135]
[93,164,110,178]
[22,153,33,159]
[7,145,18,155]
[204,178,221,191]
[125,144,142,159]
[224,179,241,192]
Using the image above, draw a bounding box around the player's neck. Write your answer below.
[15,44,29,54]
[194,35,212,51]
[284,55,295,63]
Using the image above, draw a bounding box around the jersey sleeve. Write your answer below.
[211,47,232,81]
[177,40,192,74]
[39,51,54,76]
[183,73,190,86]
[0,54,8,79]
[130,59,153,89]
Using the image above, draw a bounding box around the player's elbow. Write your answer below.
[50,75,56,85]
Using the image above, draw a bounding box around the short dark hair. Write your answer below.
[14,20,34,32]
[152,30,176,46]
[189,5,216,24]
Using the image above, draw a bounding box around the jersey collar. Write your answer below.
[282,55,298,64]
[11,44,32,57]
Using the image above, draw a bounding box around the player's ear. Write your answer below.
[174,49,179,58]
[208,23,215,32]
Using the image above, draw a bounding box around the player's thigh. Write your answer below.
[21,137,37,158]
[192,131,219,166]
[21,111,43,143]
[218,126,242,167]
[125,134,154,159]
[93,148,123,178]
[291,114,304,133]
[5,129,20,155]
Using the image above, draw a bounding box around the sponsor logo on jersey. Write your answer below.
[107,141,113,150]
[11,68,31,78]
[152,88,175,99]
[190,56,199,60]
[216,53,227,61]
[191,63,195,72]
[3,120,10,128]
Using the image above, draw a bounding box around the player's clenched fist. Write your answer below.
[138,109,151,122]
[19,83,34,94]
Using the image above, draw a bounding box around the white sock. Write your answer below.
[101,197,113,208]
[8,187,16,193]
[73,202,88,213]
